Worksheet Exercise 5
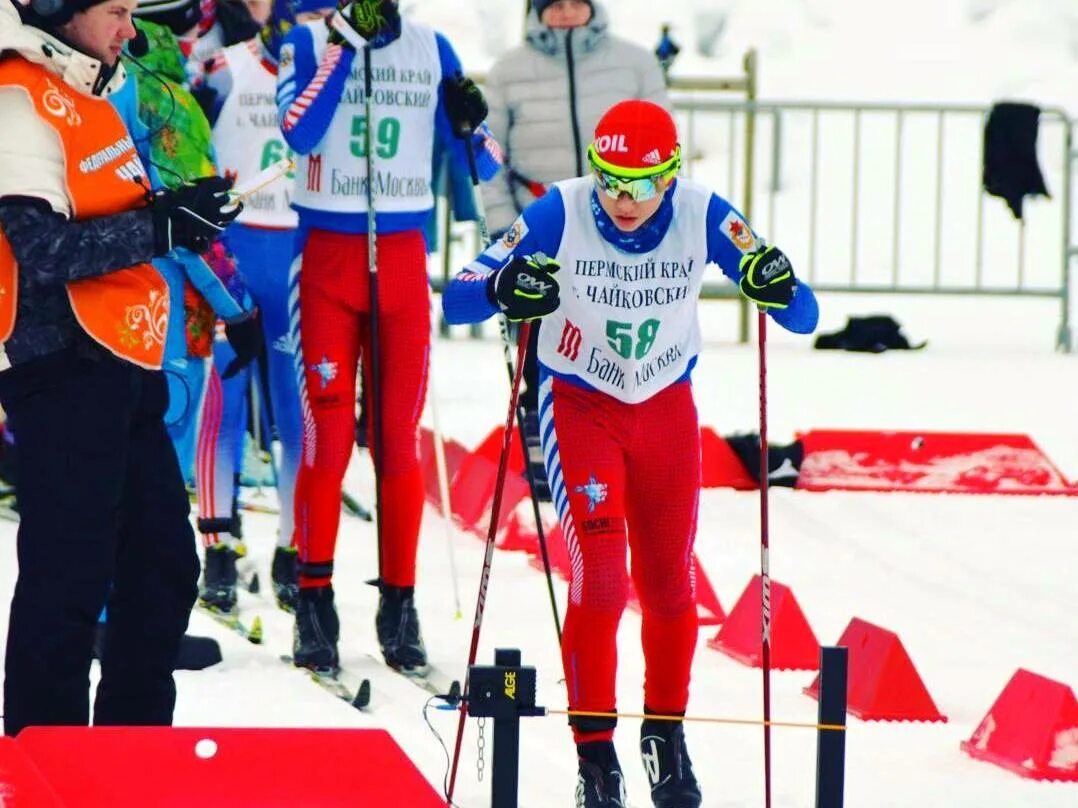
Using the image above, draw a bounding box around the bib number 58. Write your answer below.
[606,319,660,360]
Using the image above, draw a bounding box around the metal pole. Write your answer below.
[738,49,758,344]
[1060,120,1075,351]
[491,648,523,808]
[362,45,385,579]
[814,646,849,808]
[756,310,772,808]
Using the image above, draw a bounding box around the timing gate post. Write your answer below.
[468,648,546,808]
[814,645,848,808]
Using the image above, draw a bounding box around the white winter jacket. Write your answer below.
[480,3,670,235]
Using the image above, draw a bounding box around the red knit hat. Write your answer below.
[589,99,680,176]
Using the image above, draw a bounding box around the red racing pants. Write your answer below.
[540,377,701,744]
[292,228,430,589]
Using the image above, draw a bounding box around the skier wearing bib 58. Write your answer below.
[275,0,500,675]
[443,99,819,808]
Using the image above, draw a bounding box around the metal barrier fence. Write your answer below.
[433,61,1076,350]
[677,99,1074,349]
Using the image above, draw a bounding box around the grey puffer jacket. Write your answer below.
[480,3,669,235]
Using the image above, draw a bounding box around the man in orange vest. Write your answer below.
[0,0,239,735]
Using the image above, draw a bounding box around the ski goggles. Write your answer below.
[588,144,682,202]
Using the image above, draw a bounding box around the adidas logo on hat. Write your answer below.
[641,148,662,165]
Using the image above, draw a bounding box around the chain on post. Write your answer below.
[476,717,486,782]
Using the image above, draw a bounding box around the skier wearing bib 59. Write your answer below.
[443,99,819,808]
[275,0,500,675]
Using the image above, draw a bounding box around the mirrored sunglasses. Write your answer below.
[592,170,671,202]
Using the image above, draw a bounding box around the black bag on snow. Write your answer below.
[723,433,803,488]
[813,315,926,353]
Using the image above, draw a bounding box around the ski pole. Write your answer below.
[249,371,265,498]
[362,44,385,581]
[446,323,531,805]
[757,309,773,808]
[464,134,562,643]
[427,321,464,619]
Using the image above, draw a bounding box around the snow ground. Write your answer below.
[2,0,1078,805]
[5,306,1078,807]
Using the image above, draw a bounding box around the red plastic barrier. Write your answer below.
[418,427,470,510]
[472,424,526,476]
[448,451,530,533]
[496,505,545,554]
[707,575,818,670]
[700,426,757,490]
[962,669,1078,781]
[804,617,947,722]
[796,429,1078,495]
[0,736,65,806]
[16,727,444,807]
[627,553,726,626]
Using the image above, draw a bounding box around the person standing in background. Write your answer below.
[126,0,263,619]
[275,0,499,675]
[194,0,335,613]
[481,0,669,445]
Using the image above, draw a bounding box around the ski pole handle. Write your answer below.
[225,158,295,208]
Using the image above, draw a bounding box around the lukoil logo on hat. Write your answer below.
[590,99,679,174]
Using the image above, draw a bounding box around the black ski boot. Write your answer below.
[575,741,628,807]
[293,585,339,673]
[640,716,702,807]
[375,585,428,674]
[198,543,239,614]
[271,546,299,613]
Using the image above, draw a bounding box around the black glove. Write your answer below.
[328,0,400,48]
[442,73,488,138]
[486,254,560,322]
[222,308,264,380]
[738,245,795,309]
[151,176,241,255]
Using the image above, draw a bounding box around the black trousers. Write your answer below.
[0,344,199,736]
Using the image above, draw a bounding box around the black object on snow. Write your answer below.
[724,433,803,488]
[92,627,222,670]
[983,102,1050,220]
[814,315,926,353]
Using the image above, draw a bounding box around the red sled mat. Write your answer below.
[795,429,1078,495]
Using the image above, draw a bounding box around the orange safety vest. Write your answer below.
[0,58,168,369]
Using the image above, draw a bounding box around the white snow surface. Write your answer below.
[3,0,1078,806]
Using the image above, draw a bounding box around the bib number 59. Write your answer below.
[350,115,401,158]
